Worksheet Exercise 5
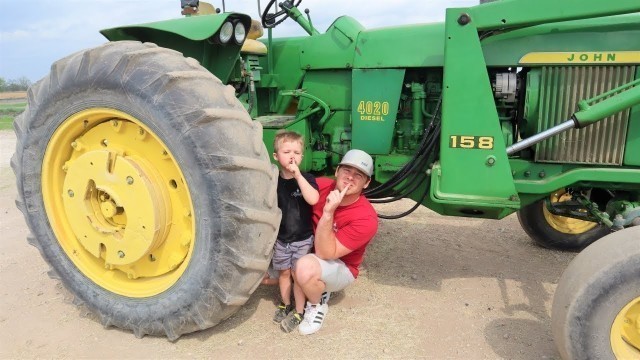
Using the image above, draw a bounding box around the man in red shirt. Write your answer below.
[292,149,378,335]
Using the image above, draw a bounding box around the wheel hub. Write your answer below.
[612,296,640,357]
[63,150,169,266]
[543,191,598,234]
[42,108,195,296]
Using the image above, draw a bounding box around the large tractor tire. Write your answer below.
[551,226,640,360]
[517,190,609,251]
[11,41,281,340]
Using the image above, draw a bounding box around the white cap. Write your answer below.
[339,149,374,177]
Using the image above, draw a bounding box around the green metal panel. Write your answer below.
[469,0,640,30]
[353,23,446,68]
[429,164,518,219]
[298,70,352,111]
[257,37,306,114]
[481,14,640,66]
[351,69,404,154]
[299,16,363,70]
[513,167,640,194]
[436,8,518,209]
[624,67,640,165]
[352,13,640,69]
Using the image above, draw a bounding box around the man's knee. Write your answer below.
[294,255,321,283]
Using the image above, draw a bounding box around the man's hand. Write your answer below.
[324,184,350,214]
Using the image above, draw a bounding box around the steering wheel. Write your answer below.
[261,0,302,28]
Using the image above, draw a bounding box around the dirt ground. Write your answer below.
[0,129,576,359]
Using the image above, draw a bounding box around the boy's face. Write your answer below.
[273,140,303,169]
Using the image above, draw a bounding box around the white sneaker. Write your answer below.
[299,301,329,335]
[321,291,331,305]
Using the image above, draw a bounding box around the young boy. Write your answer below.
[270,130,319,333]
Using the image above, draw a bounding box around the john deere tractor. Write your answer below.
[12,0,640,357]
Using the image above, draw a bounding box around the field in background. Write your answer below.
[0,91,27,131]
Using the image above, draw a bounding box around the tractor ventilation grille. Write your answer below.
[535,65,635,165]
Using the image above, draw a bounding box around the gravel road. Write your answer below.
[0,129,575,359]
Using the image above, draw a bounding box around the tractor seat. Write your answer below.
[241,20,267,55]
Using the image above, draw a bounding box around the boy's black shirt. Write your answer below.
[276,173,318,243]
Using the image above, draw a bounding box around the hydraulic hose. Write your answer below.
[366,96,442,218]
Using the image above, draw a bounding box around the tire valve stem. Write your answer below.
[118,250,125,258]
[126,176,134,185]
[68,189,74,198]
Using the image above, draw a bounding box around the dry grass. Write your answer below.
[0,91,27,100]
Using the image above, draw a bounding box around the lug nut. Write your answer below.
[126,176,134,185]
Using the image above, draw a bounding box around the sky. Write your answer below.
[0,0,479,82]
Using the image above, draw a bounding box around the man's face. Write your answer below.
[334,165,370,196]
[273,140,303,169]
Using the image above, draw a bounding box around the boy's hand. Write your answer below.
[324,184,350,214]
[286,162,301,178]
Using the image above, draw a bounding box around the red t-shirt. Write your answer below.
[312,177,378,278]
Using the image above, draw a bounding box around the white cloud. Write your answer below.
[0,29,29,41]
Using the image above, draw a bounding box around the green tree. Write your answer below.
[1,76,32,91]
[15,76,31,90]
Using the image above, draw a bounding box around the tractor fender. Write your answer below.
[100,13,251,82]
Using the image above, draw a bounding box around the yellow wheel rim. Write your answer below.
[42,108,195,297]
[611,296,640,358]
[542,190,598,234]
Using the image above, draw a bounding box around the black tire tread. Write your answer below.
[13,40,280,340]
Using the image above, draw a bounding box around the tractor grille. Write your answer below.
[535,65,635,165]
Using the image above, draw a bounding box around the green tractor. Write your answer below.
[12,0,640,357]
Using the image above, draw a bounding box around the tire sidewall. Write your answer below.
[552,227,640,359]
[21,84,222,322]
[566,259,640,359]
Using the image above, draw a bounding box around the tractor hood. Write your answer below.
[351,13,640,69]
[353,22,445,69]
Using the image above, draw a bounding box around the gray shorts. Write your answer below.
[308,254,355,292]
[272,236,314,271]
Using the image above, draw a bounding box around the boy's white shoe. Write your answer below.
[299,301,328,335]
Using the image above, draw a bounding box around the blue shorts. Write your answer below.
[272,235,314,271]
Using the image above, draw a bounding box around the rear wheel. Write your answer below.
[12,41,280,339]
[551,226,640,359]
[517,190,609,251]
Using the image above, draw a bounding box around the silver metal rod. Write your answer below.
[506,119,576,155]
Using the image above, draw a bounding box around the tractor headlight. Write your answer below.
[233,22,246,45]
[219,21,234,44]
